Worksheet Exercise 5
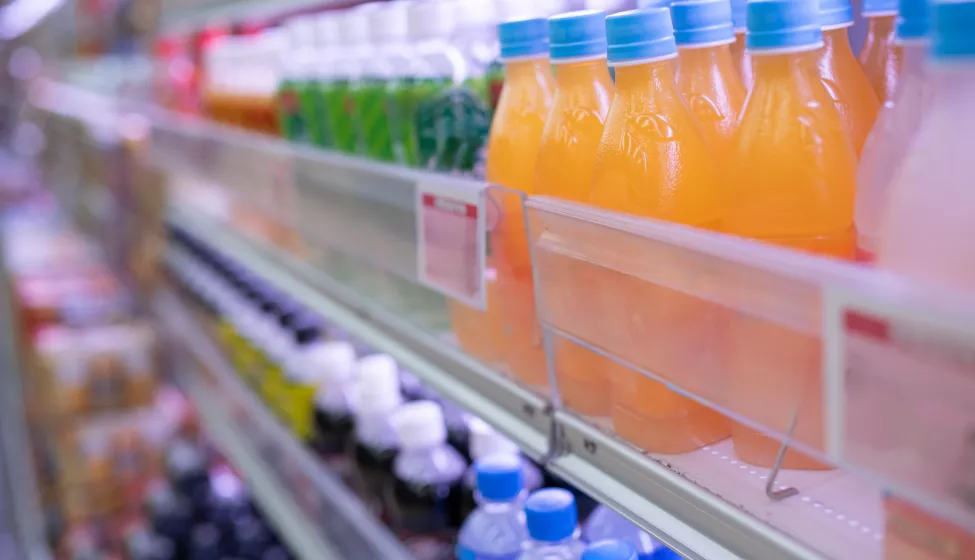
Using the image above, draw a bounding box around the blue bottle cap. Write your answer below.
[548,10,608,61]
[820,0,855,28]
[862,0,898,16]
[731,0,747,32]
[499,17,549,60]
[475,454,524,502]
[896,0,929,39]
[637,0,674,8]
[606,8,677,64]
[582,540,638,560]
[524,488,578,542]
[931,0,975,59]
[671,0,735,46]
[746,0,824,52]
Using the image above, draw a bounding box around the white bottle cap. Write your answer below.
[408,0,456,41]
[469,417,520,460]
[308,341,357,385]
[455,0,497,28]
[372,2,410,43]
[287,15,317,47]
[354,354,402,415]
[392,401,447,450]
[316,12,341,46]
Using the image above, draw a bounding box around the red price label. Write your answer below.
[416,179,486,309]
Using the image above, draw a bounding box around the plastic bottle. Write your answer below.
[729,0,751,88]
[281,317,326,440]
[859,0,900,101]
[518,488,585,560]
[261,299,302,420]
[405,0,457,169]
[582,506,660,560]
[528,10,616,417]
[351,354,402,520]
[355,5,397,162]
[372,1,418,166]
[389,401,467,555]
[456,454,530,560]
[451,16,553,378]
[672,0,747,167]
[589,8,729,454]
[323,10,365,153]
[462,417,543,516]
[816,0,881,155]
[723,0,857,469]
[309,341,357,457]
[455,0,504,112]
[277,16,315,142]
[581,540,637,560]
[313,12,342,149]
[854,0,931,263]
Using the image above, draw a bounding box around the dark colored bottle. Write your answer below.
[144,482,193,556]
[232,516,272,560]
[189,523,224,560]
[165,441,210,516]
[309,341,356,463]
[388,402,467,560]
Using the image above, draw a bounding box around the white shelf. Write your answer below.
[155,288,412,560]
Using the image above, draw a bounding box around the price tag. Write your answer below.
[824,285,975,523]
[415,177,486,310]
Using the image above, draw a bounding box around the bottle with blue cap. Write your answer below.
[855,0,932,262]
[530,9,616,419]
[815,0,880,154]
[456,454,530,560]
[876,0,975,290]
[723,0,858,470]
[728,0,751,86]
[671,0,746,165]
[461,418,544,517]
[582,506,663,560]
[589,8,730,455]
[858,0,899,100]
[518,488,585,559]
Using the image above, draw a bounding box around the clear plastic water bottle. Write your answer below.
[456,454,530,559]
[519,488,585,560]
[582,506,661,560]
[582,540,638,560]
[463,418,543,516]
[389,400,468,557]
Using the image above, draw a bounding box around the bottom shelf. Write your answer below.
[156,289,412,560]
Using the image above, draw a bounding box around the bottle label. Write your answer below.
[385,77,421,167]
[357,79,395,162]
[323,80,359,153]
[278,80,307,142]
[414,84,490,176]
[455,546,519,560]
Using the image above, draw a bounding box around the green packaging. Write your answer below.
[277,79,308,142]
[322,80,360,154]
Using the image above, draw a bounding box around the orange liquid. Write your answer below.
[885,497,975,560]
[817,27,881,155]
[730,31,754,90]
[473,57,555,386]
[590,58,730,454]
[858,15,902,102]
[448,269,503,366]
[676,44,747,167]
[723,48,857,469]
[531,58,615,416]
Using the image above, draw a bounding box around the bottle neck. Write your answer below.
[504,56,551,80]
[677,43,736,71]
[866,14,896,37]
[553,57,612,88]
[823,26,855,58]
[750,48,822,77]
[613,57,677,90]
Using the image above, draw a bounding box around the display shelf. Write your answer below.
[155,288,412,560]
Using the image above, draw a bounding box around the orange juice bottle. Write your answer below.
[723,0,857,469]
[450,17,555,370]
[817,0,881,154]
[529,9,615,416]
[730,0,753,88]
[592,8,730,454]
[672,0,747,166]
[858,0,901,101]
